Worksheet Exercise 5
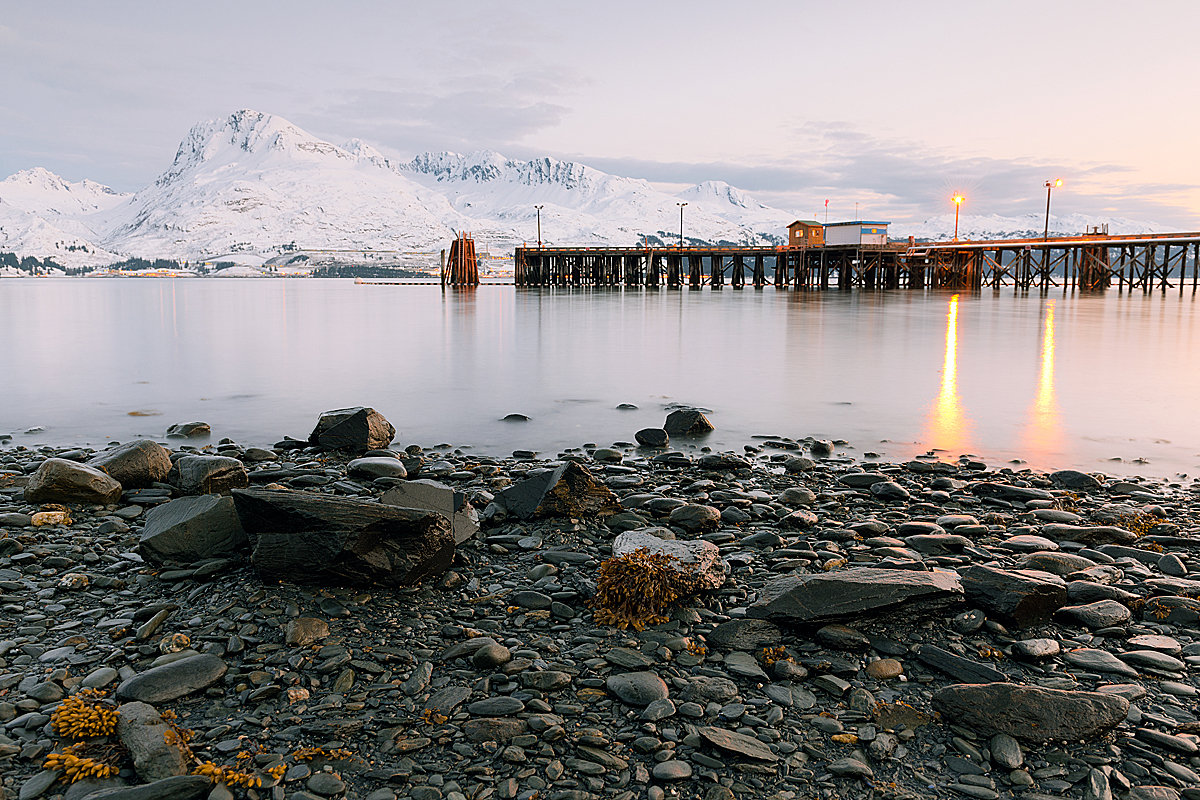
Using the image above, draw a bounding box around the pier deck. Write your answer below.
[514,231,1200,291]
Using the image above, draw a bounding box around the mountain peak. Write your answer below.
[159,110,347,185]
[678,180,758,210]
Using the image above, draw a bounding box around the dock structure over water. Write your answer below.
[909,232,1200,292]
[514,231,1200,292]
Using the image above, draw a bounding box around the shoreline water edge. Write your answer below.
[3,407,1200,800]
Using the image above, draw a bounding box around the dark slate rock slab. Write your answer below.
[79,775,211,800]
[915,645,1008,683]
[381,479,479,544]
[932,683,1128,743]
[747,567,963,625]
[698,726,778,761]
[232,488,454,587]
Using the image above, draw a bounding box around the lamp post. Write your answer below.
[534,205,544,248]
[952,194,965,241]
[676,202,687,249]
[1043,179,1062,240]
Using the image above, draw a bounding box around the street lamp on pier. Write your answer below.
[952,194,965,241]
[1043,179,1063,240]
[677,202,687,249]
[534,205,544,248]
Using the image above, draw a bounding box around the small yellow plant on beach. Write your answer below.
[51,689,119,740]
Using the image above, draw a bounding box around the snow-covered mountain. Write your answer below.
[0,109,1172,269]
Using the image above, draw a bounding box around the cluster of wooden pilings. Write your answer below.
[441,234,480,287]
[513,233,1200,292]
[514,245,916,289]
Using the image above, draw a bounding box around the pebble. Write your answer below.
[3,428,1200,800]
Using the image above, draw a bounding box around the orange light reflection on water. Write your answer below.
[926,294,970,454]
[1023,300,1064,461]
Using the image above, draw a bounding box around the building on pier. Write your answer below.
[823,220,891,247]
[787,220,825,247]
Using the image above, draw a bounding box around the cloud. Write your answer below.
[551,123,1195,227]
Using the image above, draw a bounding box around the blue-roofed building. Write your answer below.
[824,221,890,246]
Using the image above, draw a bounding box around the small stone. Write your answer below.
[866,659,903,680]
[607,672,669,706]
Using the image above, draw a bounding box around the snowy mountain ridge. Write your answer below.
[0,109,1170,269]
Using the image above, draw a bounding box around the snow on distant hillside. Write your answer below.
[0,109,1172,269]
[0,199,122,268]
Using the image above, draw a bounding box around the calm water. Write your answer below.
[2,278,1198,478]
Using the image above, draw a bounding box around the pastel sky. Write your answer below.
[2,0,1197,226]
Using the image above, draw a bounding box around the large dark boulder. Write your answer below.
[960,565,1068,628]
[747,567,963,625]
[663,408,714,436]
[309,406,395,453]
[381,478,479,544]
[138,495,247,564]
[932,683,1128,743]
[87,440,173,489]
[1050,469,1102,491]
[232,488,454,586]
[168,455,249,495]
[493,462,620,520]
[24,458,123,505]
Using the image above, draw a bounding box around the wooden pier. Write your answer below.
[514,231,1200,291]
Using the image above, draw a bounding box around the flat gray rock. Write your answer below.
[79,775,211,800]
[607,671,669,706]
[698,726,778,761]
[116,654,228,703]
[1063,648,1140,678]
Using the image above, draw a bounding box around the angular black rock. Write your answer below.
[493,461,620,520]
[663,408,714,436]
[308,406,396,453]
[960,565,1068,628]
[138,495,247,564]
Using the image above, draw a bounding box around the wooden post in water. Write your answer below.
[753,255,765,287]
[732,254,745,288]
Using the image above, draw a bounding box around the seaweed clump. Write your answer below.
[590,548,702,631]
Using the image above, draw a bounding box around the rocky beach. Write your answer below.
[3,407,1200,800]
